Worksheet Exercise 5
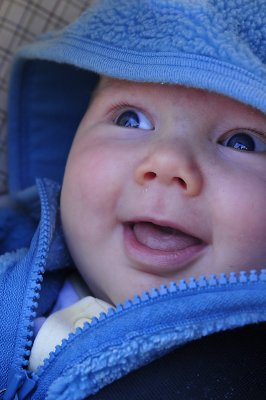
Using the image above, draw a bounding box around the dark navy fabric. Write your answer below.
[8,60,98,192]
[88,323,266,400]
[0,207,36,253]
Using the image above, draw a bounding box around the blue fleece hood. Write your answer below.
[8,0,266,192]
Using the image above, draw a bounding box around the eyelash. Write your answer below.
[225,128,266,139]
[218,127,266,153]
[220,128,266,144]
[108,103,137,120]
[108,102,154,125]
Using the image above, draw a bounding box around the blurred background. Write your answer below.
[0,0,88,195]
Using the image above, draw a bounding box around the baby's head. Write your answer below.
[60,77,266,304]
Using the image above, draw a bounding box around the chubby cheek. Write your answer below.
[211,170,266,262]
[61,137,139,266]
[64,143,127,220]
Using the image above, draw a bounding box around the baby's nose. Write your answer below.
[135,144,203,196]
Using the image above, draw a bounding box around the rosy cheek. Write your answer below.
[224,194,266,244]
[67,148,119,210]
[213,174,266,241]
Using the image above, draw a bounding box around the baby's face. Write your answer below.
[61,78,266,305]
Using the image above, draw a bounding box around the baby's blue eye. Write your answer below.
[115,109,153,130]
[219,131,266,152]
[225,133,255,151]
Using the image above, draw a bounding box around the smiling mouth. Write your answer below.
[124,221,206,273]
[132,221,202,251]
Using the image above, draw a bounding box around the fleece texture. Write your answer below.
[67,0,266,76]
[8,0,266,192]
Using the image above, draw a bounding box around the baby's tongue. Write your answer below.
[133,222,200,251]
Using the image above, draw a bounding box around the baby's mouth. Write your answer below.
[131,221,202,251]
[124,221,206,273]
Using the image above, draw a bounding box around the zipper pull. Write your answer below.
[3,370,37,400]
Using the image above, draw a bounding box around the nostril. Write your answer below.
[173,177,187,189]
[144,172,157,180]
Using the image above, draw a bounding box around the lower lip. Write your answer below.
[123,224,207,274]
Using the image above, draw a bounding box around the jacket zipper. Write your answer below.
[34,269,266,397]
[3,268,266,399]
[3,181,52,400]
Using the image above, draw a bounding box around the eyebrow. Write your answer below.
[90,77,117,102]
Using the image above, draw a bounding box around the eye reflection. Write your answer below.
[226,133,255,151]
[219,130,266,152]
[115,109,154,130]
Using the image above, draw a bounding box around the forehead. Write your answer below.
[93,76,266,122]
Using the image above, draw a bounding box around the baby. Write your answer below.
[1,0,266,396]
[28,74,266,369]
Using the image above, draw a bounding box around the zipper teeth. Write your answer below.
[21,180,51,370]
[33,268,266,379]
